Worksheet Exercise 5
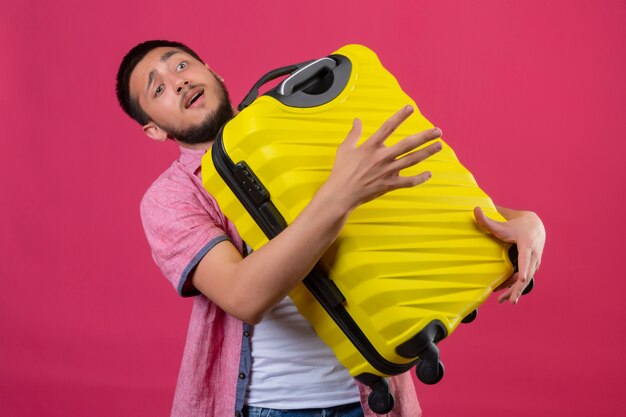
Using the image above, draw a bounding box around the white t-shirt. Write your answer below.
[245,296,360,409]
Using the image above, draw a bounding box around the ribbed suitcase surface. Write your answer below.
[202,44,515,413]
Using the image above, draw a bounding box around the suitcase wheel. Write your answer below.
[461,309,478,324]
[416,359,445,385]
[367,379,395,415]
[414,340,445,385]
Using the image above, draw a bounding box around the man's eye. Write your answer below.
[177,62,188,71]
[155,85,164,96]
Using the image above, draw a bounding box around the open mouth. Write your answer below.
[184,88,204,109]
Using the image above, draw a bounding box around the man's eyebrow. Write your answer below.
[160,50,181,62]
[145,51,183,95]
[146,70,156,95]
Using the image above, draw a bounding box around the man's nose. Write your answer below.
[176,80,190,93]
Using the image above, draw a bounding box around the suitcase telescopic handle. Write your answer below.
[237,61,312,111]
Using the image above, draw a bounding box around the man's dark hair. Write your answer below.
[115,40,205,125]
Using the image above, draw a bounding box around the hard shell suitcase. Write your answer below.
[201,45,526,414]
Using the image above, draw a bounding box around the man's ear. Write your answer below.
[143,122,169,142]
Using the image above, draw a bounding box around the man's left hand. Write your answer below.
[474,206,546,304]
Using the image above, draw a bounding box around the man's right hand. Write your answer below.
[324,105,443,214]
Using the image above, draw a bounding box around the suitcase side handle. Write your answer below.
[237,60,314,111]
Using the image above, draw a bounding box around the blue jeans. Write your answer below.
[242,402,364,417]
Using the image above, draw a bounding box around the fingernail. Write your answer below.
[405,105,413,113]
[432,127,441,136]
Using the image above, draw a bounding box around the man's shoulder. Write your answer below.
[140,160,203,213]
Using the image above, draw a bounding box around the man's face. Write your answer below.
[129,47,233,144]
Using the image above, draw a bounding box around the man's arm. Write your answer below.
[474,205,546,304]
[192,106,443,324]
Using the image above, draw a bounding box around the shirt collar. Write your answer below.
[179,146,209,175]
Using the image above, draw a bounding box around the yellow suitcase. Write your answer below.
[202,44,523,413]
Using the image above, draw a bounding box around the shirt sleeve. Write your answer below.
[140,179,230,297]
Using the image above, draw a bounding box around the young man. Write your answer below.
[116,40,545,417]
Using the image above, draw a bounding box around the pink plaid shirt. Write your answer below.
[140,146,422,417]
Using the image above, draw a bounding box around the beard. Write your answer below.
[165,76,234,145]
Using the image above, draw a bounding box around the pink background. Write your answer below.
[1,1,624,416]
